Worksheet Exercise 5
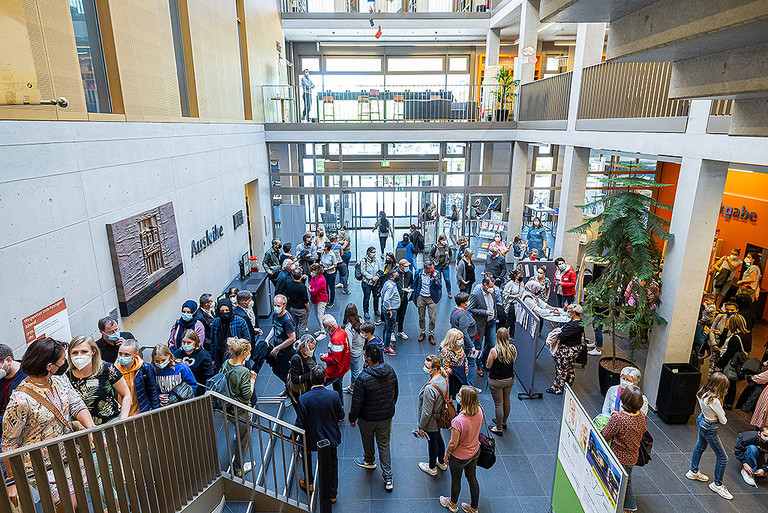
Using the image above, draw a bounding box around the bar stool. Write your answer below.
[322,94,335,121]
[369,89,381,120]
[393,94,405,120]
[357,93,371,121]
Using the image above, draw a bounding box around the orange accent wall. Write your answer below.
[655,162,679,224]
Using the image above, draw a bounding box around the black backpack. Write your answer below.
[413,232,425,252]
[354,261,363,281]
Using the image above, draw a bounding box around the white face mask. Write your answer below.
[745,259,753,265]
[619,378,633,388]
[423,365,431,374]
[71,355,92,370]
[305,348,315,357]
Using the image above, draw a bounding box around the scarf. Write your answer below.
[176,299,198,347]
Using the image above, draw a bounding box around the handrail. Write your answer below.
[578,61,689,119]
[518,72,572,121]
[710,99,734,116]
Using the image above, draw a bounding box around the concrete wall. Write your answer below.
[0,120,272,356]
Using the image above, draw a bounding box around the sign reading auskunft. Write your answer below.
[191,225,224,258]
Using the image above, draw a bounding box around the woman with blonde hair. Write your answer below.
[418,355,450,476]
[222,337,258,477]
[173,328,214,394]
[686,372,733,500]
[152,343,197,405]
[440,328,469,398]
[67,334,131,424]
[440,385,483,513]
[714,314,750,408]
[486,327,516,435]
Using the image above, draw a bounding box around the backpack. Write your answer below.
[205,366,238,410]
[413,231,425,252]
[430,382,457,429]
[354,261,363,281]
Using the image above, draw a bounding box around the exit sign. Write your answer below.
[380,160,390,167]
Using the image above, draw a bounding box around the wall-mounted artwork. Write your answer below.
[106,202,183,316]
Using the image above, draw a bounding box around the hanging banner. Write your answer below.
[22,298,72,344]
[552,385,628,513]
[513,298,542,399]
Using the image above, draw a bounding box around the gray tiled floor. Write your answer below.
[238,267,766,513]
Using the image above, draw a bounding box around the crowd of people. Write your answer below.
[2,224,767,511]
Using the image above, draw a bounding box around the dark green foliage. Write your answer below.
[569,172,674,358]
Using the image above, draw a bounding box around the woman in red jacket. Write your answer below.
[554,257,578,308]
[309,263,329,341]
[320,314,351,409]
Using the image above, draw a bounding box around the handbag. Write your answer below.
[18,380,85,432]
[287,354,311,396]
[712,267,730,288]
[741,357,763,376]
[430,382,457,429]
[636,430,653,467]
[722,335,749,381]
[476,406,496,469]
[546,328,561,356]
[169,381,195,403]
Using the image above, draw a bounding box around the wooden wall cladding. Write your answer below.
[107,0,182,119]
[244,0,285,123]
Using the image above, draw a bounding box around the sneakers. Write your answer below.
[741,469,757,487]
[316,332,327,341]
[587,349,602,356]
[375,319,384,326]
[686,470,709,482]
[398,332,409,340]
[384,477,393,492]
[436,461,448,471]
[545,388,562,395]
[342,289,350,295]
[336,283,343,288]
[440,496,458,513]
[354,457,376,470]
[419,462,437,476]
[327,302,335,308]
[344,386,354,394]
[447,294,453,299]
[709,482,733,500]
[468,348,479,359]
[383,345,398,355]
[461,503,477,513]
[233,461,253,477]
[390,333,396,342]
[299,477,314,492]
[364,312,371,320]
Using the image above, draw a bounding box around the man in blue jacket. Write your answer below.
[411,260,442,345]
[296,366,344,502]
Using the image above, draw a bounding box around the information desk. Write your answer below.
[224,271,270,321]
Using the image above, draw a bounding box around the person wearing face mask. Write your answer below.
[228,287,240,304]
[381,270,401,355]
[705,301,739,374]
[526,217,547,258]
[280,242,294,265]
[546,304,584,395]
[417,355,449,475]
[296,233,316,276]
[468,276,502,377]
[553,257,577,308]
[413,260,443,345]
[361,246,382,320]
[234,290,263,348]
[308,263,329,341]
[314,228,328,259]
[440,328,469,398]
[484,246,506,287]
[319,315,351,406]
[116,338,160,415]
[275,258,295,296]
[488,233,508,256]
[602,366,649,417]
[710,249,742,307]
[736,252,762,304]
[168,300,206,350]
[264,294,297,386]
[450,294,478,388]
[329,233,349,295]
[430,234,454,299]
[173,330,214,394]
[263,238,283,273]
[338,226,352,291]
[534,266,551,303]
[486,328,517,435]
[502,270,525,329]
[288,334,318,406]
[67,334,131,425]
[457,248,476,294]
[96,316,133,364]
[0,344,26,437]
[211,298,251,370]
[195,293,216,346]
[2,337,96,510]
[395,259,414,340]
[152,344,198,405]
[221,337,258,477]
[321,241,340,307]
[301,69,314,122]
[396,233,416,272]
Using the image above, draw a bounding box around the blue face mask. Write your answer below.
[274,305,283,315]
[156,359,170,369]
[117,356,133,366]
[107,332,120,341]
[181,312,194,322]
[558,264,566,271]
[182,344,195,353]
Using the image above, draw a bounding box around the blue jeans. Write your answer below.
[623,465,636,511]
[691,413,728,485]
[463,336,475,387]
[383,309,397,348]
[325,376,344,408]
[739,445,763,474]
[593,316,603,348]
[476,319,497,370]
[435,265,452,294]
[350,352,363,387]
[325,272,336,304]
[361,282,379,315]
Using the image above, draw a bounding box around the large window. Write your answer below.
[325,57,382,73]
[69,0,112,113]
[388,57,444,73]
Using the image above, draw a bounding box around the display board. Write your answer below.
[552,385,627,513]
[513,298,542,400]
[22,298,72,344]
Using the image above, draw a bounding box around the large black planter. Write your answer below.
[493,109,509,122]
[598,357,634,396]
[656,363,702,424]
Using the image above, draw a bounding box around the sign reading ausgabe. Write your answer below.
[22,298,72,344]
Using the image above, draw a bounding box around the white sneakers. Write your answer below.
[398,332,408,340]
[741,468,757,487]
[390,334,396,342]
[440,496,458,513]
[587,349,602,356]
[419,462,437,476]
[685,470,709,482]
[315,332,327,341]
[708,482,733,500]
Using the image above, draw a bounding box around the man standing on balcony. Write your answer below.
[301,69,314,122]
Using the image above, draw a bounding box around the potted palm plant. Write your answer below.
[569,169,674,395]
[491,67,518,121]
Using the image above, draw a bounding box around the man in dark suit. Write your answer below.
[468,275,502,377]
[296,365,344,502]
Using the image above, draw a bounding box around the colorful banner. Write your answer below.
[552,385,627,513]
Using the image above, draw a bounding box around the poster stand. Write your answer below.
[513,299,543,400]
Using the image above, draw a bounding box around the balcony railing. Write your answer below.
[281,0,491,13]
[518,71,572,122]
[710,99,734,116]
[578,61,689,119]
[263,83,517,123]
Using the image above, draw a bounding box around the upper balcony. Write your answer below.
[282,0,497,15]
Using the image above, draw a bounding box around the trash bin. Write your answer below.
[656,363,702,424]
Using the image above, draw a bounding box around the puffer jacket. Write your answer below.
[349,362,398,423]
[555,265,578,297]
[134,362,161,413]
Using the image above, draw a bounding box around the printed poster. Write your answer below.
[22,298,72,344]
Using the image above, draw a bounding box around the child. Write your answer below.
[686,372,732,500]
[359,321,385,355]
[699,293,717,326]
[456,236,468,267]
[692,293,717,364]
[734,426,768,487]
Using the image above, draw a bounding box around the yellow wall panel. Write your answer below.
[244,0,285,122]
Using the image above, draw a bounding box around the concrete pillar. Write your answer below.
[566,23,606,130]
[553,145,589,265]
[507,141,529,241]
[483,27,501,85]
[514,0,540,85]
[644,158,729,408]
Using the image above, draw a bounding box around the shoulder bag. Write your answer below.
[723,334,749,382]
[476,406,496,469]
[430,381,457,429]
[287,354,311,396]
[18,380,85,432]
[636,430,653,467]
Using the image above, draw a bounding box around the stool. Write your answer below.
[369,89,381,120]
[357,94,370,121]
[393,94,405,120]
[322,95,335,121]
